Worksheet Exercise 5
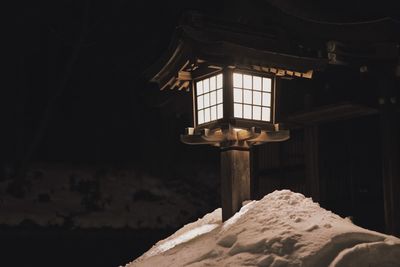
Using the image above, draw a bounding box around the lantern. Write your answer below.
[148,13,325,220]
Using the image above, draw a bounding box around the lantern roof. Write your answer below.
[147,13,328,91]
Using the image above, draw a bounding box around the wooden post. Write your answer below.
[380,109,400,236]
[378,71,400,236]
[304,125,320,202]
[250,147,259,200]
[221,148,251,221]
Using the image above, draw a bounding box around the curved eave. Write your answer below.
[150,42,190,87]
[147,25,327,91]
[189,38,327,72]
[145,29,195,89]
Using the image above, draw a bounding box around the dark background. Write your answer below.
[4,1,399,266]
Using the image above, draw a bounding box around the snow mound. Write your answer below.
[125,190,400,267]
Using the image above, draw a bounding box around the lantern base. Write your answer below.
[180,124,290,148]
[180,124,290,221]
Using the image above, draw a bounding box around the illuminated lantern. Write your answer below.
[148,13,324,220]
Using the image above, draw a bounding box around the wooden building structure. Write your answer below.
[147,2,400,235]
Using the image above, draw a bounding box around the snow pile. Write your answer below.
[126,190,400,267]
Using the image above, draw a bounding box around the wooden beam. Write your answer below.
[250,147,259,200]
[223,68,234,122]
[160,77,175,91]
[380,109,400,236]
[221,149,250,221]
[178,70,191,81]
[178,80,190,91]
[304,126,320,202]
[378,71,400,237]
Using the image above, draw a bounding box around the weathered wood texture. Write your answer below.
[221,149,250,221]
[304,126,320,202]
[381,110,400,236]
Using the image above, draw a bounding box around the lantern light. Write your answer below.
[196,74,223,125]
[147,12,326,220]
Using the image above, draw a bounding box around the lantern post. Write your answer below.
[147,13,325,220]
[181,68,289,220]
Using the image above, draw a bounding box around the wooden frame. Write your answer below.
[192,70,225,129]
[230,69,276,124]
[192,67,276,132]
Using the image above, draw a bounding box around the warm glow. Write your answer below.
[233,72,272,122]
[233,73,242,87]
[196,74,223,125]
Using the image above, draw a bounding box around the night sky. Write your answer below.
[4,1,400,266]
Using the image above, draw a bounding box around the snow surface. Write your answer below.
[125,190,400,267]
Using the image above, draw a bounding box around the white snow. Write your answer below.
[145,224,219,257]
[222,200,256,231]
[125,190,400,267]
[140,208,221,259]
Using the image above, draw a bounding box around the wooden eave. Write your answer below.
[147,17,328,91]
[184,25,327,72]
